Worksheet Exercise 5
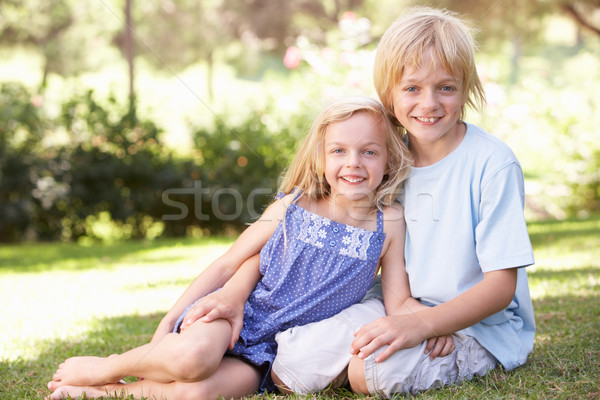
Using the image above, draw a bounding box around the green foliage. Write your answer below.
[0,82,47,241]
[0,83,311,242]
[185,107,308,234]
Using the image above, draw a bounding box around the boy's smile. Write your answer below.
[391,47,467,166]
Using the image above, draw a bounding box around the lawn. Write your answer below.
[1,216,599,400]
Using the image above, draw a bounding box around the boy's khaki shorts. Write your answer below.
[272,297,497,397]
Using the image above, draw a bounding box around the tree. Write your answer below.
[560,0,600,37]
[0,0,117,91]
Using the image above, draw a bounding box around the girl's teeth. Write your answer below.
[417,117,437,123]
[344,177,364,183]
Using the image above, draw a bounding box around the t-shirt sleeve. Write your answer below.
[475,161,535,272]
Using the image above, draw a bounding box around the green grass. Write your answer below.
[1,216,599,400]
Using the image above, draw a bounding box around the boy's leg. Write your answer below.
[272,298,385,394]
[349,332,497,398]
[48,356,262,400]
[48,318,232,390]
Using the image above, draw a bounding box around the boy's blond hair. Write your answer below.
[279,96,412,210]
[374,7,486,121]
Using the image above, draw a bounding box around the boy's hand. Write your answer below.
[425,335,455,359]
[180,290,245,349]
[351,313,428,363]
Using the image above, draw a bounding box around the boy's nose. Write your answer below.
[421,89,440,109]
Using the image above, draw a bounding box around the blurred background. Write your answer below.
[1,0,599,243]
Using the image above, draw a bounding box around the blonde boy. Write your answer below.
[271,7,535,396]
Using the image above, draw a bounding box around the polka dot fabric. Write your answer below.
[229,194,385,392]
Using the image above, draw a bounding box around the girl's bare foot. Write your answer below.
[47,355,122,391]
[47,384,117,400]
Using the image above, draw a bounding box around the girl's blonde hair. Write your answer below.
[373,6,486,122]
[278,96,412,210]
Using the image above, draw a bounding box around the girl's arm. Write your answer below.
[152,196,289,342]
[379,205,455,359]
[379,204,411,316]
[179,254,262,349]
[352,267,518,362]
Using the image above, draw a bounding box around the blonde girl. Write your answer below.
[47,96,413,400]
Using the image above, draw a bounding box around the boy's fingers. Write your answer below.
[442,337,455,357]
[425,337,436,354]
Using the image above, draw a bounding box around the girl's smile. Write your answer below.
[324,112,388,203]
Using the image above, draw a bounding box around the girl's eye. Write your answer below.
[364,150,376,156]
[405,86,417,92]
[441,85,455,92]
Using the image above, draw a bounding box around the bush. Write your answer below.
[178,107,308,234]
[0,82,48,241]
[0,84,312,242]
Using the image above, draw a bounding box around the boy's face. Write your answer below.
[391,47,466,165]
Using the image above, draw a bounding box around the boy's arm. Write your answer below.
[352,267,517,362]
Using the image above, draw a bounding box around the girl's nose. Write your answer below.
[346,151,361,167]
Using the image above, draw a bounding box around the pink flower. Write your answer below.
[283,46,302,69]
[341,11,357,21]
[31,94,44,108]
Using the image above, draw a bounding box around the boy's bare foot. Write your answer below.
[47,355,122,391]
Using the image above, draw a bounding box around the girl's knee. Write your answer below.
[174,381,218,400]
[171,336,222,381]
[348,356,369,394]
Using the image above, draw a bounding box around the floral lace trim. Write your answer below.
[296,208,373,260]
[297,210,329,248]
[340,225,373,260]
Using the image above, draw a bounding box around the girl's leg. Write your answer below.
[48,356,262,400]
[48,318,232,390]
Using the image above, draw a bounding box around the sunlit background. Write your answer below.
[1,0,599,242]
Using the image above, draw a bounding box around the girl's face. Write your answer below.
[323,112,388,203]
[391,47,466,165]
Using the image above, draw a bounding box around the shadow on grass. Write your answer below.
[529,266,600,281]
[0,236,232,273]
[0,312,162,400]
[527,214,600,249]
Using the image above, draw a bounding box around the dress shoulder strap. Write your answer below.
[376,209,384,233]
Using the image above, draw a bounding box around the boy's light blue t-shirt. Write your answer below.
[399,122,535,371]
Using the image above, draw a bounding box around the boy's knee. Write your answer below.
[271,370,293,395]
[348,356,369,394]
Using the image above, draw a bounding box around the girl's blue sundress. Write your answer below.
[176,193,385,392]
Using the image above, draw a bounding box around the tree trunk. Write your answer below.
[207,50,214,102]
[125,0,136,122]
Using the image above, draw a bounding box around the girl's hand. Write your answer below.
[351,313,432,363]
[425,335,455,359]
[180,289,245,349]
